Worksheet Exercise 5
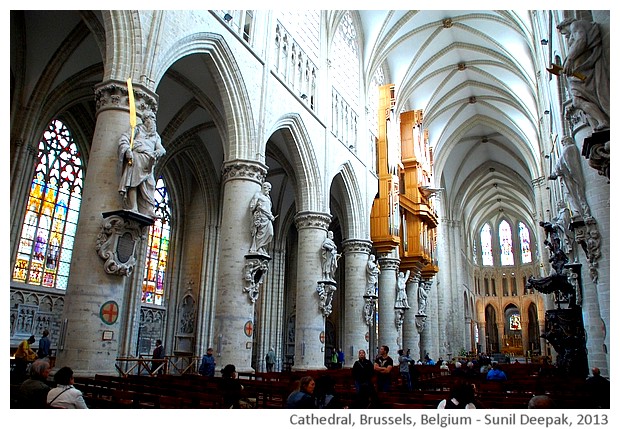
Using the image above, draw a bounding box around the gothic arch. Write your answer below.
[151,32,255,162]
[332,162,368,239]
[267,114,324,213]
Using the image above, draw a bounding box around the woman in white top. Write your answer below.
[437,382,477,409]
[47,366,88,409]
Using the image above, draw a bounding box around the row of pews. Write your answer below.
[70,364,592,409]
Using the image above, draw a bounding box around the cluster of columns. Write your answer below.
[54,78,436,375]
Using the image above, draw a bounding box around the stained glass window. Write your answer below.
[481,223,493,266]
[519,221,532,263]
[509,314,521,330]
[12,120,83,289]
[141,176,171,305]
[499,220,514,266]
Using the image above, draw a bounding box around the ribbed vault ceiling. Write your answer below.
[358,10,541,230]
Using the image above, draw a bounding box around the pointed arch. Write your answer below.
[151,32,255,162]
[267,113,323,213]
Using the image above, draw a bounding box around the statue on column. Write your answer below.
[557,18,609,132]
[118,110,166,217]
[417,280,430,315]
[395,270,410,309]
[552,200,577,261]
[249,182,275,256]
[548,136,591,220]
[365,254,380,297]
[321,230,340,281]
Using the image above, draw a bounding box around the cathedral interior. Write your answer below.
[9,9,610,385]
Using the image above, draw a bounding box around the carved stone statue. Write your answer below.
[548,136,591,220]
[249,182,275,256]
[321,230,340,281]
[557,18,609,132]
[395,270,410,309]
[118,110,166,217]
[417,280,429,315]
[552,200,577,261]
[365,254,380,297]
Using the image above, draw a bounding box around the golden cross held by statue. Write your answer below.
[546,63,586,81]
[127,77,137,166]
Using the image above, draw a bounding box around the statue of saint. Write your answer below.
[395,270,410,309]
[118,110,166,217]
[557,18,609,132]
[548,136,591,220]
[417,281,429,315]
[365,254,380,296]
[249,182,275,256]
[321,230,340,281]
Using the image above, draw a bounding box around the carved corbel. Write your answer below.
[95,210,153,276]
[243,255,270,304]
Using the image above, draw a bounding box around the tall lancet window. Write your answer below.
[499,220,514,266]
[142,176,171,305]
[12,119,83,289]
[481,223,493,266]
[519,221,532,263]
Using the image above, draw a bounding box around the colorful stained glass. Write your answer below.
[12,119,83,289]
[141,176,171,305]
[499,220,514,266]
[481,223,493,266]
[519,222,532,264]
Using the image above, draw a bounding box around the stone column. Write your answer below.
[403,274,420,357]
[497,321,505,354]
[376,257,399,358]
[292,212,332,370]
[403,274,426,361]
[212,160,268,373]
[341,239,372,363]
[56,80,158,376]
[478,322,487,354]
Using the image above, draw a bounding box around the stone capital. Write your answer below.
[294,211,332,231]
[221,159,267,184]
[377,256,400,271]
[95,79,158,118]
[341,239,372,255]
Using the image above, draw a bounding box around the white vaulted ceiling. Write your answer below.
[357,10,542,231]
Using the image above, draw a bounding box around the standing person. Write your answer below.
[37,330,51,360]
[330,348,338,369]
[117,110,166,217]
[265,346,276,372]
[16,359,51,408]
[286,376,317,409]
[198,347,216,377]
[151,339,165,375]
[337,348,345,369]
[249,181,275,256]
[352,349,374,393]
[373,345,394,393]
[46,366,88,409]
[13,335,37,383]
[397,349,413,391]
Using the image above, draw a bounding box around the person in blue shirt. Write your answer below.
[486,362,508,381]
[37,330,51,359]
[199,347,216,376]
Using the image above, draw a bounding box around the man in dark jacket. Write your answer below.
[352,349,374,393]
